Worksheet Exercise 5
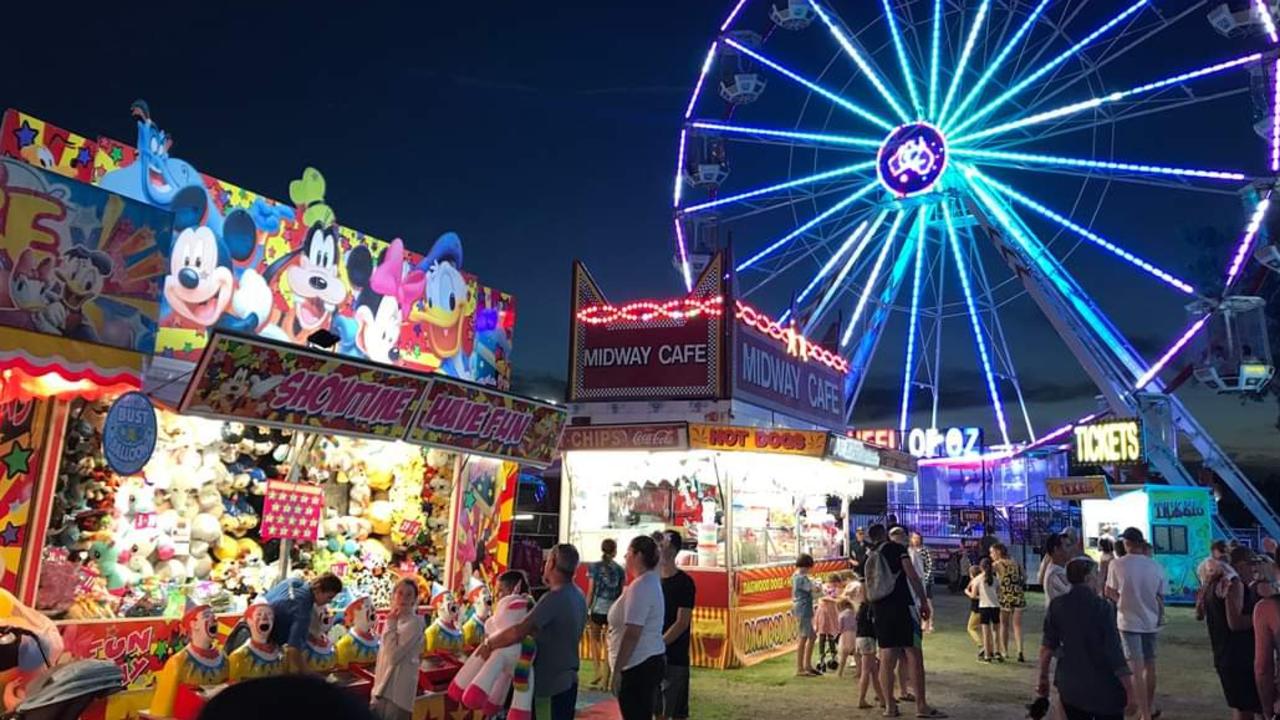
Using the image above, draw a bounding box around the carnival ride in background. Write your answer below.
[672,0,1280,537]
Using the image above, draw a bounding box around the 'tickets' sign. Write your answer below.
[1046,476,1111,501]
[569,254,725,402]
[181,332,426,440]
[559,423,688,451]
[1071,419,1143,467]
[688,424,827,457]
[407,379,566,466]
[732,302,846,429]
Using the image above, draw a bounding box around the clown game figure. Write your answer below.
[335,597,379,667]
[229,602,285,681]
[461,586,492,649]
[300,605,337,672]
[149,603,228,716]
[424,590,464,654]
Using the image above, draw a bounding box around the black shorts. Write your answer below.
[979,607,1000,625]
[590,613,609,627]
[871,601,918,649]
[652,663,690,718]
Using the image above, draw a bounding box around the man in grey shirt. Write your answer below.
[481,543,587,720]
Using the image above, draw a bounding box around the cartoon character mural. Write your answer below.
[2,105,517,388]
[0,157,165,352]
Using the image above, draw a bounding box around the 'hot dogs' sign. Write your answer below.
[689,423,827,457]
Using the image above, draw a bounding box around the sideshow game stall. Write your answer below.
[0,106,566,720]
[562,254,917,668]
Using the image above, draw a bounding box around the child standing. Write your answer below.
[372,578,426,720]
[970,558,1003,663]
[836,598,858,678]
[851,583,884,709]
[792,554,818,677]
[963,565,983,653]
[814,574,844,673]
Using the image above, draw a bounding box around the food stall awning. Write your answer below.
[0,325,145,401]
[178,330,567,467]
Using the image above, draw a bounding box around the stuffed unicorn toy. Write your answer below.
[446,593,536,720]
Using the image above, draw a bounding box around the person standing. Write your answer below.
[480,543,588,720]
[1252,560,1280,716]
[655,530,695,720]
[865,524,946,719]
[260,574,343,673]
[851,527,869,579]
[991,542,1026,662]
[963,565,983,654]
[1204,547,1263,720]
[371,579,425,720]
[1098,538,1116,590]
[1105,529,1166,720]
[1197,540,1231,621]
[909,533,936,633]
[792,554,819,676]
[586,539,624,690]
[1043,534,1072,606]
[971,558,1002,663]
[608,535,667,720]
[1036,557,1135,720]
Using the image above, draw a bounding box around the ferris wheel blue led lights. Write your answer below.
[877,122,948,197]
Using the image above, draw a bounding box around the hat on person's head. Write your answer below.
[889,526,908,539]
[1120,527,1144,543]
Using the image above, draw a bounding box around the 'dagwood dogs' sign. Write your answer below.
[735,559,850,604]
[569,254,726,402]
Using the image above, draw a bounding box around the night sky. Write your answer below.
[3,1,1277,463]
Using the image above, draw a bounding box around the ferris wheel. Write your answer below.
[673,0,1280,533]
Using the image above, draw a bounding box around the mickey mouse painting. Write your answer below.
[161,186,260,334]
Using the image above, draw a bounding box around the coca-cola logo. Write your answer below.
[630,428,676,447]
[562,425,684,451]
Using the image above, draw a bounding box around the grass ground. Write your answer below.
[579,590,1227,719]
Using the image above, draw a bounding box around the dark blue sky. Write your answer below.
[3,0,1277,456]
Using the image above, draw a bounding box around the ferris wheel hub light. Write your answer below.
[877,122,948,197]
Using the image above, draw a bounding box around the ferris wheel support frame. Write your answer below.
[962,171,1280,540]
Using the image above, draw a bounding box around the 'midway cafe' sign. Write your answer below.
[1071,418,1143,467]
[733,301,847,428]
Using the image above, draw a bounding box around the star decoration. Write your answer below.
[0,523,20,546]
[13,121,38,148]
[3,443,31,476]
[109,146,124,163]
[73,147,92,168]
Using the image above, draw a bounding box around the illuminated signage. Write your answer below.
[1071,419,1143,466]
[688,424,827,457]
[907,427,983,459]
[732,302,847,428]
[1046,476,1111,501]
[853,428,899,449]
[827,435,880,467]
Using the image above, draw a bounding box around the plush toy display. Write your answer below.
[299,605,337,673]
[149,602,228,716]
[446,593,536,720]
[335,597,379,667]
[424,590,465,654]
[228,602,286,681]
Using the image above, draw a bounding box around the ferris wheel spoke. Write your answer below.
[942,201,1011,446]
[721,36,897,131]
[946,0,1054,134]
[744,210,875,303]
[688,121,883,151]
[899,207,929,434]
[1225,191,1273,289]
[737,179,884,271]
[952,148,1249,183]
[1020,2,1228,118]
[840,212,911,347]
[959,165,1197,295]
[805,0,913,124]
[680,160,876,215]
[947,0,1150,137]
[879,0,925,115]
[937,0,992,127]
[709,179,875,225]
[928,0,943,119]
[780,216,876,323]
[952,52,1264,146]
[805,210,897,335]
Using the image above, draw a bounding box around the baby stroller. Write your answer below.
[0,625,124,720]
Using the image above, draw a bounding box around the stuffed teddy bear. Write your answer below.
[229,602,286,681]
[335,597,379,667]
[148,602,228,717]
[446,593,536,720]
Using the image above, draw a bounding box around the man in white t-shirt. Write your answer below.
[1105,528,1166,720]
